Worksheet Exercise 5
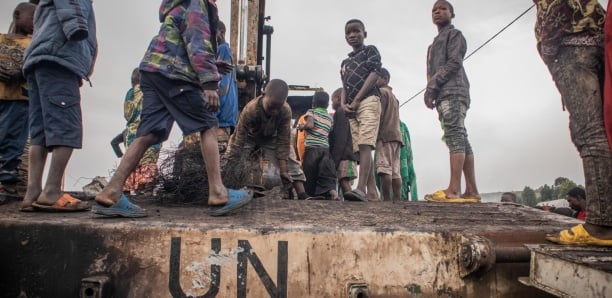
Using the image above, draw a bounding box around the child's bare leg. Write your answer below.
[366,165,379,201]
[200,128,228,206]
[22,145,47,208]
[445,152,464,198]
[36,146,72,205]
[293,180,306,197]
[96,134,156,206]
[392,178,402,201]
[462,153,479,198]
[356,145,372,192]
[339,178,352,194]
[380,173,392,201]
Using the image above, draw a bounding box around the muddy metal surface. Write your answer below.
[0,193,575,297]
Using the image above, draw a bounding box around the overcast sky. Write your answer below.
[2,0,607,198]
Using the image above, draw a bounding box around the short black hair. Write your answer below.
[436,0,455,16]
[331,88,343,99]
[380,68,390,81]
[312,91,329,109]
[265,79,289,100]
[567,187,586,200]
[345,19,365,30]
[218,20,226,32]
[502,192,517,201]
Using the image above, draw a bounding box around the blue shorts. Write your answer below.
[27,62,83,148]
[138,71,218,143]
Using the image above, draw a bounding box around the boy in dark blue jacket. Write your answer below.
[21,0,96,212]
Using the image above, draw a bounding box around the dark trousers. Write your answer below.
[0,101,28,183]
[302,147,337,197]
[547,46,612,227]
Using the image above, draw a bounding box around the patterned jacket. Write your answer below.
[140,0,220,90]
[533,0,605,63]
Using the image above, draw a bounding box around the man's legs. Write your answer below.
[380,173,392,201]
[391,178,402,201]
[96,134,157,206]
[200,128,228,205]
[551,46,612,239]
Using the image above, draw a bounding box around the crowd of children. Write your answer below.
[0,0,610,246]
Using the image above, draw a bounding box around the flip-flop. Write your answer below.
[31,193,90,212]
[546,224,612,247]
[91,194,147,218]
[211,189,253,217]
[305,196,328,200]
[344,189,367,202]
[424,190,479,203]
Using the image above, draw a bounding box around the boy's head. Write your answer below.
[566,187,586,212]
[217,20,226,43]
[331,88,342,110]
[262,79,289,116]
[377,68,390,87]
[432,0,454,28]
[312,91,329,109]
[13,2,36,36]
[345,19,366,49]
[131,67,140,87]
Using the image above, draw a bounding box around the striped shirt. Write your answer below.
[304,107,333,148]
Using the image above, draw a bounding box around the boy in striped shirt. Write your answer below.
[297,92,338,200]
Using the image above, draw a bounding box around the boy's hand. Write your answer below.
[203,90,219,112]
[215,60,233,75]
[343,104,356,118]
[0,68,22,83]
[280,172,293,184]
[424,88,437,109]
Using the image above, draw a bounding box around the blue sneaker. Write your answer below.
[211,189,253,216]
[92,194,147,218]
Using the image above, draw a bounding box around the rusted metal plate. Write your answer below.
[524,244,612,298]
[0,197,573,297]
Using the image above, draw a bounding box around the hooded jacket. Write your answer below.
[140,0,221,90]
[23,0,97,80]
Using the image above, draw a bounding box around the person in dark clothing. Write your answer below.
[329,88,358,198]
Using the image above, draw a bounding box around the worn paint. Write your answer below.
[0,199,574,297]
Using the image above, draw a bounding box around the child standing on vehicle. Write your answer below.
[329,88,358,199]
[94,0,252,217]
[375,68,403,201]
[297,91,338,200]
[21,0,96,212]
[424,0,480,203]
[340,19,382,202]
[0,2,35,204]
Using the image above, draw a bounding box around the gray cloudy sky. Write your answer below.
[2,0,607,197]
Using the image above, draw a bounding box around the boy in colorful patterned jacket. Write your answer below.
[95,0,252,217]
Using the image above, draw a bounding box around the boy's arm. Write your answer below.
[275,105,292,162]
[54,0,91,41]
[217,46,232,98]
[426,30,467,95]
[348,72,380,110]
[182,1,221,108]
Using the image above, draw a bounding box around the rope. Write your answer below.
[399,4,536,108]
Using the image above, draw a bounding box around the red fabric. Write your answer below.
[576,210,587,221]
[605,2,612,153]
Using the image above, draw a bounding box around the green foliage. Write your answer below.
[539,184,554,202]
[515,177,582,206]
[521,186,537,207]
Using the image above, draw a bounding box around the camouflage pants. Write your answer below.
[548,46,612,227]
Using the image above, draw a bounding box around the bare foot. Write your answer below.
[95,189,120,207]
[461,192,481,199]
[444,189,461,199]
[329,190,339,201]
[35,190,64,206]
[208,187,228,206]
[583,223,612,240]
[367,193,380,202]
[21,187,41,210]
